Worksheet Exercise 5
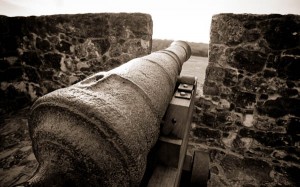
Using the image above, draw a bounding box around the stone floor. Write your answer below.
[0,107,38,187]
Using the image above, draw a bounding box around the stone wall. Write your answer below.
[0,13,152,115]
[190,14,300,186]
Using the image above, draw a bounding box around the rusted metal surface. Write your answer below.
[23,41,191,186]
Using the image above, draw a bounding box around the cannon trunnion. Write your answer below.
[20,41,209,187]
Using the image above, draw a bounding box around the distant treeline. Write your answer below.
[151,39,208,57]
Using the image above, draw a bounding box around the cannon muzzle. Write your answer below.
[24,41,191,186]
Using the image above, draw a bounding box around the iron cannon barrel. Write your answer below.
[27,41,191,186]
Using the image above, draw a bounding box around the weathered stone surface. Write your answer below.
[216,111,231,124]
[205,65,225,82]
[220,155,272,183]
[223,68,238,87]
[21,52,43,66]
[239,128,293,147]
[194,13,300,186]
[0,13,153,114]
[279,88,298,97]
[193,127,222,140]
[258,97,300,117]
[0,68,23,82]
[234,91,256,108]
[287,117,300,135]
[245,29,261,42]
[228,47,267,73]
[263,69,277,78]
[0,108,38,187]
[210,14,246,45]
[36,37,52,51]
[42,53,62,69]
[92,38,110,55]
[203,81,220,95]
[274,165,300,186]
[56,40,72,54]
[263,16,300,50]
[277,56,300,80]
[201,112,217,127]
[24,66,40,83]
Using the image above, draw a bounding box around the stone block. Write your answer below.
[228,47,267,73]
[234,91,256,108]
[258,97,300,118]
[193,126,221,140]
[287,117,300,135]
[205,65,225,82]
[239,128,293,147]
[1,68,23,82]
[263,15,300,50]
[223,68,238,87]
[219,154,272,185]
[36,37,52,51]
[277,56,300,80]
[203,81,220,96]
[210,14,246,46]
[21,52,43,67]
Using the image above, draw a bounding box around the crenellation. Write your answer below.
[192,13,300,186]
[0,13,152,115]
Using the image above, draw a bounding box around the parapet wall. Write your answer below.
[191,14,300,186]
[0,13,152,114]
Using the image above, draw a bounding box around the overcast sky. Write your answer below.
[1,0,300,43]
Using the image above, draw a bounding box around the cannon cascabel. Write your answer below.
[25,41,191,186]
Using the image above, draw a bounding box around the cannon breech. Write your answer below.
[18,41,209,187]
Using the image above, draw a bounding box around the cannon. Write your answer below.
[19,41,209,187]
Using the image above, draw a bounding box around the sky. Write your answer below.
[0,0,300,43]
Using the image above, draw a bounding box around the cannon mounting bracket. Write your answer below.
[145,75,210,187]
